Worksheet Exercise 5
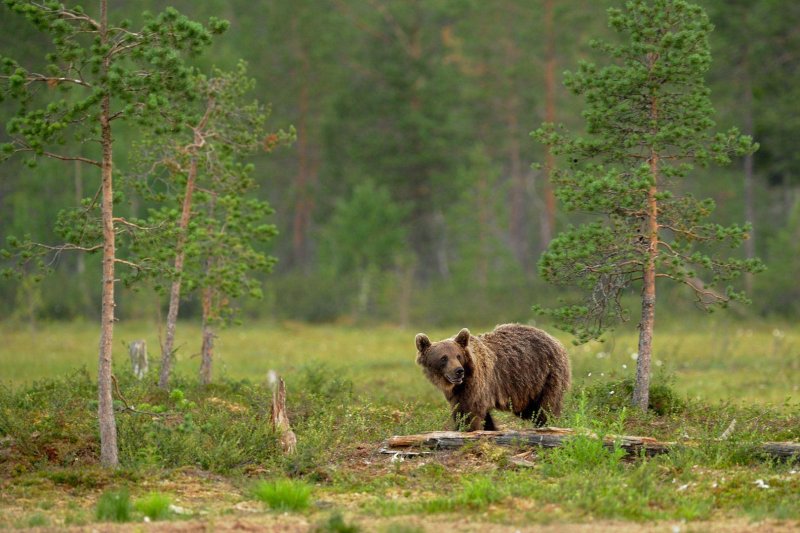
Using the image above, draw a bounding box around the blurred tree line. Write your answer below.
[1,0,799,326]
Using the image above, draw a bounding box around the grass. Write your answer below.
[252,478,313,511]
[0,318,797,405]
[95,488,132,523]
[134,492,173,520]
[0,319,798,529]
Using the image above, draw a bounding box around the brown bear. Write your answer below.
[415,324,571,431]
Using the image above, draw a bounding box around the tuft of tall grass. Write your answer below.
[134,492,172,521]
[251,478,313,511]
[96,488,132,523]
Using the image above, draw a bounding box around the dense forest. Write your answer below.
[1,0,798,327]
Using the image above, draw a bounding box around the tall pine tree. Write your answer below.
[533,0,762,410]
[0,0,226,466]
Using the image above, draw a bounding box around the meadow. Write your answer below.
[1,318,799,531]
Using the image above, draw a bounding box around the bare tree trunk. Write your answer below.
[199,196,217,386]
[159,156,199,389]
[741,56,756,294]
[540,0,557,251]
[97,0,118,468]
[159,99,214,389]
[199,285,214,386]
[633,75,659,412]
[477,168,490,290]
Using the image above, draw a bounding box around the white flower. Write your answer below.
[596,351,607,359]
[622,364,627,369]
[587,372,592,377]
[630,352,639,360]
[609,390,615,395]
[677,483,689,492]
[772,329,785,339]
[754,479,770,489]
[655,360,663,367]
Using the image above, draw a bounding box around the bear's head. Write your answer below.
[415,328,472,389]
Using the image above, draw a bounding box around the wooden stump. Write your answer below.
[128,340,148,380]
[270,376,297,455]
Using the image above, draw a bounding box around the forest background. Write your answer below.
[1,0,798,328]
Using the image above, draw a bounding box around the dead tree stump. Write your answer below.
[270,376,297,455]
[128,340,148,380]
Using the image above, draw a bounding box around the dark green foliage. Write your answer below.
[126,61,293,324]
[533,0,763,343]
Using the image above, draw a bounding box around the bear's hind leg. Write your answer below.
[483,412,497,431]
[520,400,546,427]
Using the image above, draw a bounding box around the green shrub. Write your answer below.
[134,492,172,521]
[252,478,313,511]
[96,488,132,523]
[584,375,685,415]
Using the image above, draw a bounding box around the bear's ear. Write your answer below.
[455,328,470,348]
[415,333,431,353]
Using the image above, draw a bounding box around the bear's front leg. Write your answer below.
[451,406,487,432]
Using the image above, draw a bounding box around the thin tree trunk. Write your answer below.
[199,196,217,385]
[477,167,490,289]
[159,155,199,389]
[634,62,659,412]
[97,0,118,468]
[503,36,528,269]
[199,285,214,386]
[540,0,557,251]
[741,55,755,294]
[292,51,311,268]
[159,99,214,389]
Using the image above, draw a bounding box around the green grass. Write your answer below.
[0,319,798,529]
[0,319,797,405]
[95,488,132,523]
[134,492,173,521]
[252,478,313,511]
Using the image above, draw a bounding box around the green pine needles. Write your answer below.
[533,0,764,408]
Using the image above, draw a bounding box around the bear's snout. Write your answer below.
[446,366,465,385]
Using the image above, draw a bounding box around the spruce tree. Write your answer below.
[533,0,762,410]
[0,0,226,466]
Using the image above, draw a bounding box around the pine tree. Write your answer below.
[533,0,762,410]
[127,63,292,389]
[0,0,227,466]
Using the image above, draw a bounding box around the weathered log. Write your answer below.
[128,340,148,380]
[270,377,297,455]
[383,428,800,460]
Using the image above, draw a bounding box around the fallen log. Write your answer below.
[383,428,800,460]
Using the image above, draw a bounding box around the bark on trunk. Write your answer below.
[199,285,214,386]
[634,63,659,412]
[540,0,557,251]
[270,377,297,455]
[97,0,118,468]
[159,155,199,389]
[741,57,756,294]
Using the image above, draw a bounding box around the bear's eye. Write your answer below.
[440,356,447,364]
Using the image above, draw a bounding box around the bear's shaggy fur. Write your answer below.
[415,324,571,431]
